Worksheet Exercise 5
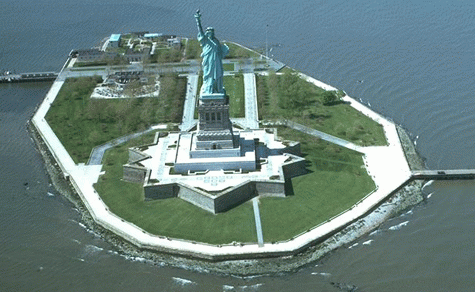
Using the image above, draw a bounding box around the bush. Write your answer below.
[277,72,312,109]
[323,91,339,105]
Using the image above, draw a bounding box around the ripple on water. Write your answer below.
[172,276,196,286]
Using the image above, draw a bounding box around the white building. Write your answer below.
[109,34,121,48]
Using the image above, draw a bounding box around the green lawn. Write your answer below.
[224,42,260,59]
[223,63,235,71]
[94,134,257,244]
[184,39,201,60]
[150,47,183,63]
[256,72,387,146]
[259,127,376,242]
[45,76,186,163]
[224,74,245,118]
[93,125,375,244]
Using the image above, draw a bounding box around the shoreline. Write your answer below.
[27,91,425,276]
[27,41,427,274]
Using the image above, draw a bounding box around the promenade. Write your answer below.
[179,74,199,131]
[32,58,420,262]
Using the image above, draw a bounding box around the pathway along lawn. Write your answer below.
[45,76,186,163]
[256,72,387,146]
[258,127,376,242]
[93,126,374,244]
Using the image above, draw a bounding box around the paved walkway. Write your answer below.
[282,120,364,153]
[179,74,198,131]
[252,198,264,247]
[87,126,165,165]
[243,73,259,129]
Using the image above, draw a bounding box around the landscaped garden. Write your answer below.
[256,71,387,146]
[45,75,186,163]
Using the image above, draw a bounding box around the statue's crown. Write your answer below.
[206,27,214,31]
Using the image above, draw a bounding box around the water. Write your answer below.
[2,0,475,290]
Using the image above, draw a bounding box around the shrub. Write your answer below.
[323,91,339,105]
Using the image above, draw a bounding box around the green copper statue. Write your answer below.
[195,9,229,94]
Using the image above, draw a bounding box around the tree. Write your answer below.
[323,91,339,105]
[278,71,312,109]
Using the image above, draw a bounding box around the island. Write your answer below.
[28,12,426,275]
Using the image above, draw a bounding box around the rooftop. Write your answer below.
[110,34,121,42]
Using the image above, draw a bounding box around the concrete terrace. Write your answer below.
[32,56,416,261]
[142,130,289,192]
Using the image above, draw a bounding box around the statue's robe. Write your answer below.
[198,32,229,94]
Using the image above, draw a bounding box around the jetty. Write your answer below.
[412,169,475,180]
[1,71,58,83]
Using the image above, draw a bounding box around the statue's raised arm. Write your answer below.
[195,9,204,36]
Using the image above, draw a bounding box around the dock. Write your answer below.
[412,169,475,180]
[1,71,58,83]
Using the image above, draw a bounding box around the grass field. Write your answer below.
[224,74,245,118]
[93,126,375,244]
[259,127,376,242]
[94,133,257,244]
[223,63,235,71]
[184,39,201,60]
[256,72,387,146]
[45,76,186,163]
[223,42,261,59]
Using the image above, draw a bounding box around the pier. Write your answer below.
[412,169,475,180]
[1,71,58,83]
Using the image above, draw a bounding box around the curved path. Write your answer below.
[87,126,165,165]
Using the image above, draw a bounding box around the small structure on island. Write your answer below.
[109,34,121,48]
[123,11,307,213]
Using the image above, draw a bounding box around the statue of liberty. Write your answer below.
[194,10,229,95]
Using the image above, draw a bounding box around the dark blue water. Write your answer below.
[2,0,475,290]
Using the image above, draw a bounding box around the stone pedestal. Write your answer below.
[196,91,236,150]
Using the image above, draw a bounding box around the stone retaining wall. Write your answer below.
[143,179,289,214]
[123,165,148,183]
[128,148,150,164]
[144,183,179,200]
[177,184,215,213]
[214,181,256,213]
[282,154,307,179]
[255,180,285,197]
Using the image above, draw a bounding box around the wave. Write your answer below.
[362,239,374,245]
[388,220,409,231]
[172,277,196,286]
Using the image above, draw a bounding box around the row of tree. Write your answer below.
[46,75,186,163]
